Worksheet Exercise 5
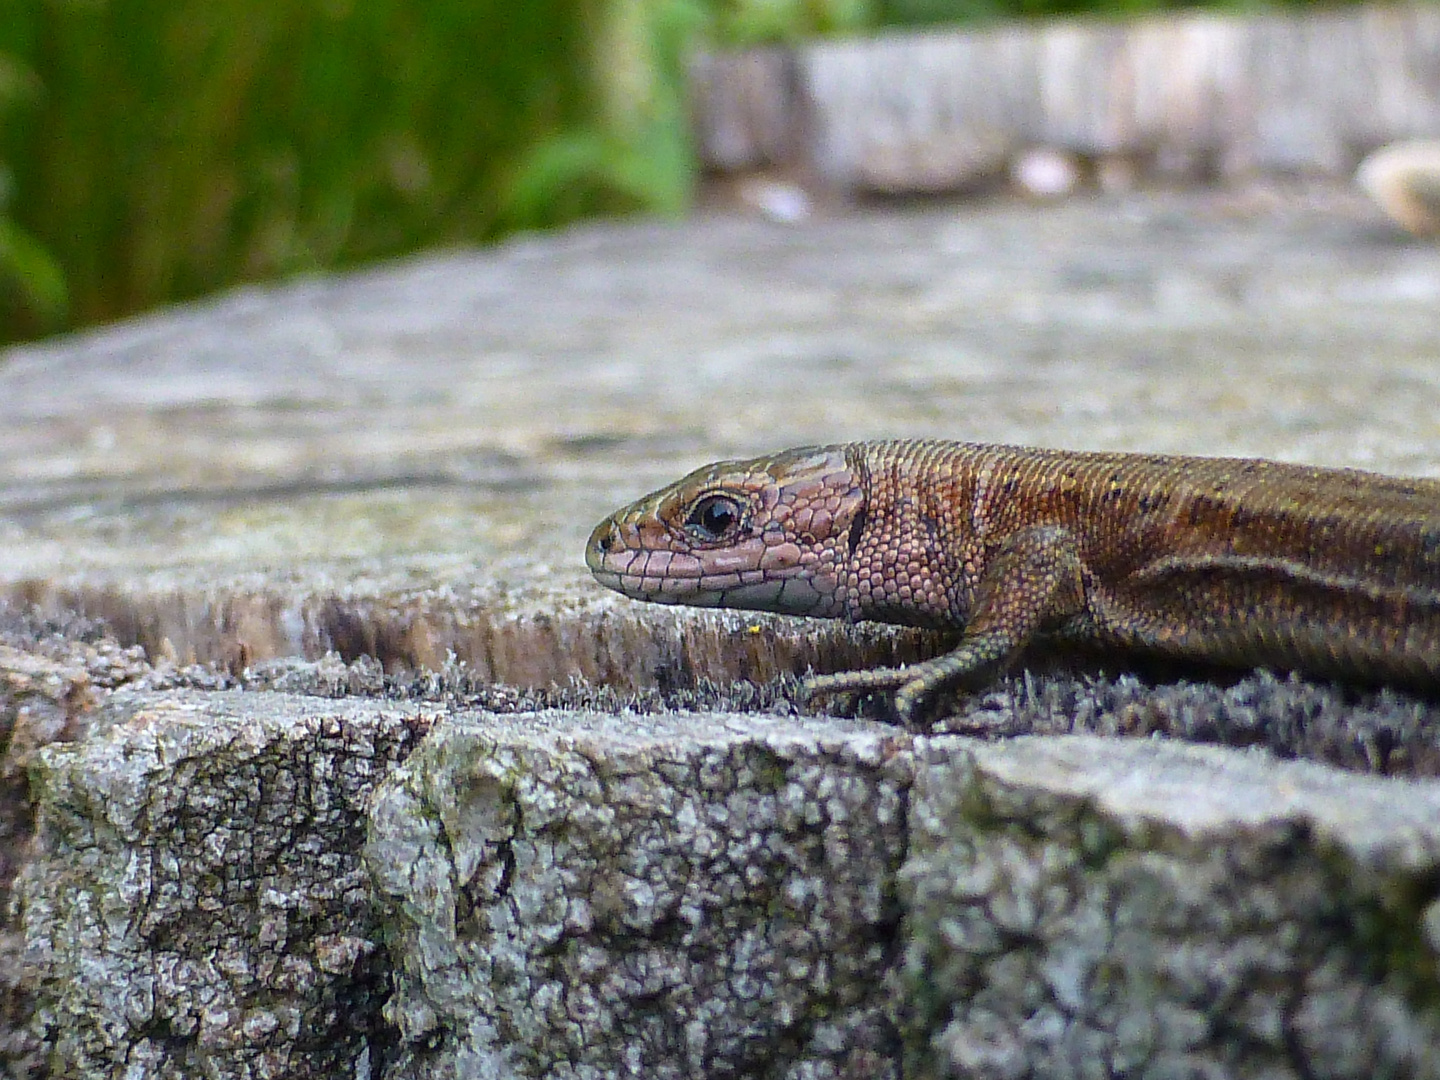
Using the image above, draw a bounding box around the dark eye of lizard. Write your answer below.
[684,494,742,540]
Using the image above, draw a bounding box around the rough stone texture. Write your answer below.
[17,690,434,1079]
[900,736,1440,1080]
[5,191,1440,689]
[11,653,1440,1078]
[4,185,1440,1075]
[366,710,912,1079]
[918,661,1440,777]
[0,612,163,1078]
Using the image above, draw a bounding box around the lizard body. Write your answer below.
[585,440,1440,726]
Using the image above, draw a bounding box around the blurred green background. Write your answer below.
[0,0,1338,345]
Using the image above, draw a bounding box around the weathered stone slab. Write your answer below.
[366,709,911,1079]
[18,690,433,1080]
[0,613,163,1078]
[21,688,1440,1078]
[695,6,1440,190]
[901,737,1440,1079]
[4,194,1440,688]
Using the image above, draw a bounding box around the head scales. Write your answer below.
[586,445,866,618]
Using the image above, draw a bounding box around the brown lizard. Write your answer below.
[585,440,1440,727]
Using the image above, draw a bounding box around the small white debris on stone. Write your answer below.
[736,177,813,223]
[1012,148,1081,198]
[1356,140,1440,237]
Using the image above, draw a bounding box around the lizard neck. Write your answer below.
[844,441,982,630]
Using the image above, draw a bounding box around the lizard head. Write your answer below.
[586,444,866,617]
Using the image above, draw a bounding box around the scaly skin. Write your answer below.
[586,440,1440,727]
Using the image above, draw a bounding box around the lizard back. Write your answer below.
[853,440,1440,683]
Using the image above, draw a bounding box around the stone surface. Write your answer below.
[5,190,1440,689]
[901,736,1440,1079]
[0,611,163,1079]
[18,689,434,1080]
[367,709,911,1079]
[19,684,1440,1079]
[5,187,1440,1076]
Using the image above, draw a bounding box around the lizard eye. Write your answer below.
[685,494,742,540]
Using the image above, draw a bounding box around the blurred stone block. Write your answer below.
[695,6,1440,193]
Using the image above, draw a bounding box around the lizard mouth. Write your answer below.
[587,514,754,604]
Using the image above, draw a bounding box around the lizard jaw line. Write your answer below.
[590,568,842,617]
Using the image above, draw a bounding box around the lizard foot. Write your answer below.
[801,665,939,729]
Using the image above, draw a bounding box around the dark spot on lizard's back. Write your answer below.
[1001,478,1019,497]
[1137,492,1169,514]
[1187,494,1223,527]
[1420,527,1440,562]
[847,507,867,556]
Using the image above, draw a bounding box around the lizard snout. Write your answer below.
[585,517,623,572]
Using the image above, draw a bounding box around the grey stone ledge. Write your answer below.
[15,689,1440,1078]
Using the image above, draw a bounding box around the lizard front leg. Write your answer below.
[802,525,1088,729]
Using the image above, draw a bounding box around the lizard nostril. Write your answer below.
[587,519,620,566]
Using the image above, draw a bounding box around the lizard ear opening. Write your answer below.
[846,506,867,556]
[684,493,744,541]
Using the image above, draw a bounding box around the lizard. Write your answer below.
[585,439,1440,728]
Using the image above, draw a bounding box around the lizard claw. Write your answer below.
[891,680,928,730]
[801,665,915,719]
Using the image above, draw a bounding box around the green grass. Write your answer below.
[0,0,707,344]
[0,47,65,337]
